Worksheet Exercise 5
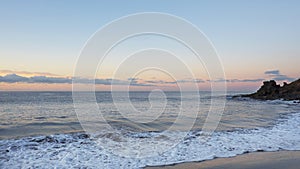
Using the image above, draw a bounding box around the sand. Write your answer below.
[145,151,300,169]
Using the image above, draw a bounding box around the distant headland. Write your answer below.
[241,78,300,101]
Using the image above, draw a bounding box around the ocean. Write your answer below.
[0,91,300,168]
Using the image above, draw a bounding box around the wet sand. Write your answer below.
[145,151,300,169]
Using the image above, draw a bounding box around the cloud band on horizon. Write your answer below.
[0,69,296,87]
[264,70,295,81]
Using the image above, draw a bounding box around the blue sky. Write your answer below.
[0,0,299,90]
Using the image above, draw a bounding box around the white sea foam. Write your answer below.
[1,111,300,169]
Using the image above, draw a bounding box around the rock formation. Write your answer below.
[242,79,300,101]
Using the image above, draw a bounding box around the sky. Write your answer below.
[0,0,299,91]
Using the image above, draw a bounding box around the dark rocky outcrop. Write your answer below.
[242,79,300,101]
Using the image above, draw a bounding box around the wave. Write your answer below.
[1,110,300,168]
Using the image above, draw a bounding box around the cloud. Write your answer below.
[272,75,295,81]
[207,78,230,83]
[206,70,295,83]
[264,70,295,82]
[29,76,71,83]
[2,69,293,87]
[0,74,28,83]
[0,74,72,84]
[208,78,264,83]
[144,80,167,84]
[144,78,205,84]
[0,74,155,86]
[127,78,139,81]
[264,70,280,75]
[0,70,60,77]
[232,78,265,82]
[177,79,206,83]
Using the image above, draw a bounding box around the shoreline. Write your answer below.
[145,150,300,169]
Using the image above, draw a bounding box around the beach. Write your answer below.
[146,151,300,169]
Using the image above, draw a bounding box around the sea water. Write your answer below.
[0,91,299,168]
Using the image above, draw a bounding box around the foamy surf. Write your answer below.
[1,111,300,169]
